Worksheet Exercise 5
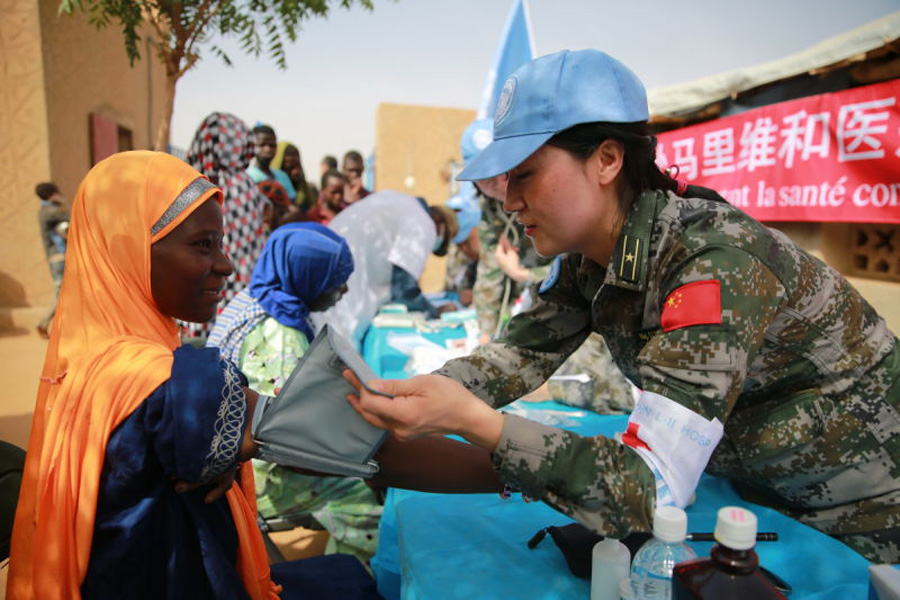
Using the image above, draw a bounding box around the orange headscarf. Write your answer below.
[8,151,279,599]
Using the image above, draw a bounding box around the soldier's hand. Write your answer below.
[495,239,531,282]
[343,370,503,451]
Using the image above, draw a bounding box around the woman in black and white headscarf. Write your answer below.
[182,112,269,341]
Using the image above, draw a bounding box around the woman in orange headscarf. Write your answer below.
[7,151,378,600]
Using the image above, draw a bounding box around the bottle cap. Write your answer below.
[714,506,758,550]
[652,505,688,543]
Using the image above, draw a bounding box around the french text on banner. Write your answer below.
[657,79,900,224]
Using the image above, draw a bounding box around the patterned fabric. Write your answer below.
[83,347,251,599]
[207,289,269,365]
[232,316,310,396]
[444,244,477,295]
[253,458,382,561]
[209,221,352,364]
[439,187,900,562]
[183,112,268,339]
[549,332,637,414]
[474,192,551,337]
[200,358,249,481]
[258,179,292,206]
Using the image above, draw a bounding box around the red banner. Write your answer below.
[656,79,900,224]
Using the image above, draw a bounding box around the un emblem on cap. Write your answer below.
[472,127,492,151]
[495,75,517,125]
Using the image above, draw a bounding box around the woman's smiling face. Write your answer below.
[150,198,234,323]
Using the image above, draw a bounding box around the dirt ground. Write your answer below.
[0,310,46,451]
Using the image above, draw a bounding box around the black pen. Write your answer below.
[686,532,778,542]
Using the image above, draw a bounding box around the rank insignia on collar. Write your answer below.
[617,234,643,283]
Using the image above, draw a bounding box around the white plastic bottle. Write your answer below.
[591,538,631,600]
[630,506,697,600]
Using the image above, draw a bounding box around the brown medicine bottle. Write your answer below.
[671,506,787,599]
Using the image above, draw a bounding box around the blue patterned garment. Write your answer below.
[81,346,249,600]
[206,289,269,365]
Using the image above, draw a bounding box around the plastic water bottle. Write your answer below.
[630,506,697,600]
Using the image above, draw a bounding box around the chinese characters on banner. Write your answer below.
[656,79,900,224]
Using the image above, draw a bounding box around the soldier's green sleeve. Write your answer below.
[438,254,592,408]
[639,246,786,420]
[492,414,656,538]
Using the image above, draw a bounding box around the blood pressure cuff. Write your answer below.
[250,324,388,478]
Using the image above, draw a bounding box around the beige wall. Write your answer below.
[375,103,476,292]
[0,0,167,313]
[39,0,166,200]
[0,0,53,309]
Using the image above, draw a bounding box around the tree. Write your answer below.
[60,0,375,151]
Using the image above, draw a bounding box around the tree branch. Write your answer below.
[182,0,223,70]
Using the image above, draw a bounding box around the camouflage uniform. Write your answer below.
[475,195,636,414]
[444,244,477,299]
[438,188,900,562]
[549,332,636,414]
[473,194,551,337]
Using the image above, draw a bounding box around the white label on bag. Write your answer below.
[621,390,724,508]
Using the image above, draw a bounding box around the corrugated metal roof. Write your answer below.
[648,11,900,119]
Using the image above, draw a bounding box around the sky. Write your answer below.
[170,0,899,179]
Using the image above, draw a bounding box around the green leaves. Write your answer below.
[58,0,379,73]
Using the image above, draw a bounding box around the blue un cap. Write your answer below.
[460,119,494,164]
[445,194,482,243]
[457,49,648,181]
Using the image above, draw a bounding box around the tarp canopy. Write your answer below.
[648,11,900,121]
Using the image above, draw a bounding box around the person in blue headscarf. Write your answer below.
[207,222,383,563]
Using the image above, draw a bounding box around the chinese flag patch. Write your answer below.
[660,280,722,332]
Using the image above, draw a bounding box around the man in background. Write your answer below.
[320,155,338,186]
[34,182,69,338]
[341,150,370,203]
[306,170,349,225]
[246,124,297,201]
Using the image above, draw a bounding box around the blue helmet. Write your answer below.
[445,194,482,244]
[460,119,494,164]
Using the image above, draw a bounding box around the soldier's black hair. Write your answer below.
[548,122,728,213]
[549,123,731,226]
[547,122,677,213]
[35,182,60,200]
[322,155,338,170]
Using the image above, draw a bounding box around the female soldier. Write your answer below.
[348,49,900,563]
